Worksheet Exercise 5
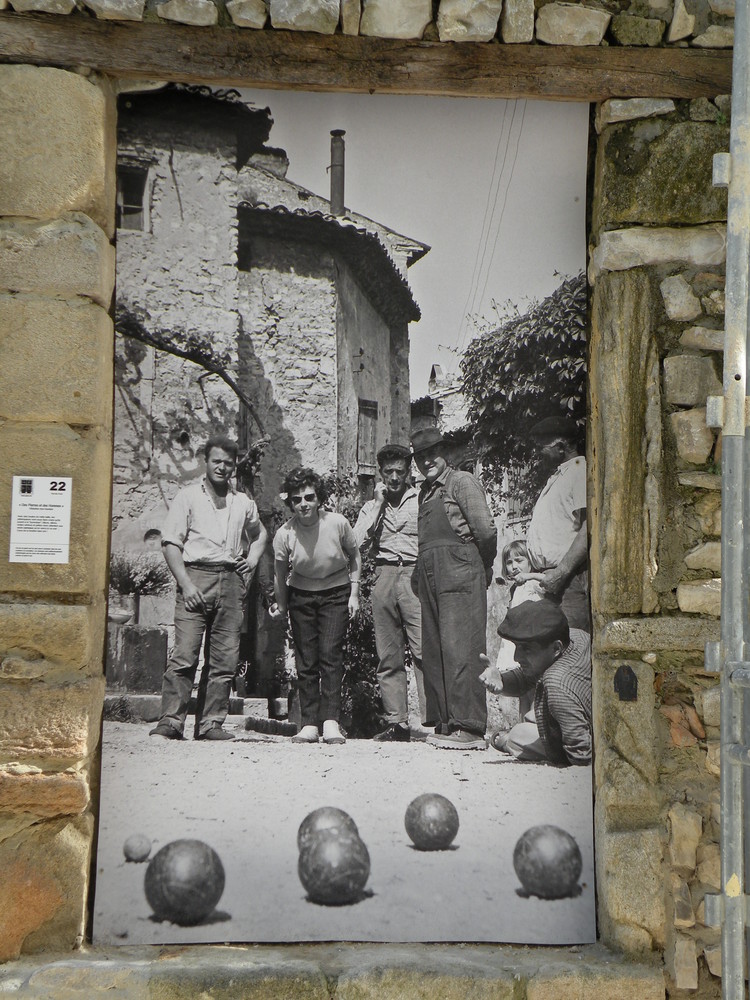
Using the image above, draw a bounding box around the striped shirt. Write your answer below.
[499,629,592,766]
[353,487,419,564]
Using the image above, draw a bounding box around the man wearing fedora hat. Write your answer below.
[524,416,589,632]
[410,427,497,750]
[354,443,427,741]
[481,599,592,766]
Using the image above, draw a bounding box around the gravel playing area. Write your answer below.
[93,720,596,947]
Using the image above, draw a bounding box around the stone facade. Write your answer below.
[0,12,736,999]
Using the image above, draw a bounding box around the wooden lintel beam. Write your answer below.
[0,11,733,101]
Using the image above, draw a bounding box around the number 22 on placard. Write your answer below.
[50,481,66,492]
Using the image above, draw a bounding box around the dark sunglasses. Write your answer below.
[291,492,317,505]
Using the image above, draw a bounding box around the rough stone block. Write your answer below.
[226,0,268,24]
[0,67,116,238]
[671,874,695,928]
[694,493,721,535]
[500,0,534,41]
[696,843,721,890]
[684,541,721,572]
[667,0,694,39]
[8,0,74,11]
[668,802,702,871]
[0,426,112,597]
[704,943,722,977]
[702,289,725,316]
[340,0,361,32]
[81,0,145,17]
[270,0,341,31]
[0,678,104,764]
[670,408,715,464]
[596,98,675,132]
[705,740,720,776]
[609,13,665,45]
[690,97,721,122]
[0,768,89,819]
[0,814,92,960]
[678,471,721,490]
[664,355,721,408]
[156,0,218,22]
[666,933,698,990]
[0,215,114,308]
[594,659,662,829]
[336,966,517,999]
[437,0,503,41]
[597,827,666,950]
[535,2,610,43]
[360,0,433,37]
[692,24,733,45]
[0,297,113,427]
[680,325,724,352]
[590,225,727,280]
[0,603,97,675]
[595,122,729,230]
[661,274,702,321]
[525,963,665,999]
[597,616,719,653]
[699,684,720,727]
[590,269,659,615]
[676,578,721,616]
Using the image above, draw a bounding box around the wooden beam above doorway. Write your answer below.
[0,11,733,101]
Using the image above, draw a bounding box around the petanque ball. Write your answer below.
[144,839,225,925]
[298,829,370,905]
[405,793,459,851]
[513,825,582,899]
[123,833,152,863]
[297,806,359,854]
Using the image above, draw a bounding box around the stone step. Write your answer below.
[0,943,667,998]
[103,694,268,723]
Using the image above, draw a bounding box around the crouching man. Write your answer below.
[480,599,591,766]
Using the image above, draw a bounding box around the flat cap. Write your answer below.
[497,599,569,640]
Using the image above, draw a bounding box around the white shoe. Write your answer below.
[322,720,346,745]
[292,725,319,743]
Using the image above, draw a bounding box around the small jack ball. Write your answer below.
[123,833,152,863]
[404,793,459,851]
[144,839,225,925]
[298,829,370,905]
[297,807,359,854]
[513,825,582,899]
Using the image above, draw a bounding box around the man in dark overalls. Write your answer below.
[410,428,497,749]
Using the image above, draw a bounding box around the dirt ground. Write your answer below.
[93,719,596,947]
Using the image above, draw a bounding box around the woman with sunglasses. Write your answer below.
[270,468,361,745]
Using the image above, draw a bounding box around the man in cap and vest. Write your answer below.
[480,598,592,766]
[524,415,589,632]
[410,427,497,749]
[354,444,427,741]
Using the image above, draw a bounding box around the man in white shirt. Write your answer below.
[150,434,267,741]
[354,444,426,741]
[526,417,589,633]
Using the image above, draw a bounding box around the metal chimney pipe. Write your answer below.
[330,129,345,216]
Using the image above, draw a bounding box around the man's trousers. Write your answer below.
[372,564,426,725]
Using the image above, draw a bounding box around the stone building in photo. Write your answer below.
[113,84,428,551]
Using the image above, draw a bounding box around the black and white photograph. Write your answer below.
[93,83,594,946]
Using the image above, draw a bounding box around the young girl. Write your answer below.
[481,538,544,715]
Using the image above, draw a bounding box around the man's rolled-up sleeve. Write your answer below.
[161,490,190,551]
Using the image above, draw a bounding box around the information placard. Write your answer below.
[9,476,72,564]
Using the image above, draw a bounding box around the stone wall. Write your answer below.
[0,64,116,962]
[590,95,727,993]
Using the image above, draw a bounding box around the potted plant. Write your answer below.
[108,550,173,624]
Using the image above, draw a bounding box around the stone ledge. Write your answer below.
[0,943,665,998]
[595,615,719,653]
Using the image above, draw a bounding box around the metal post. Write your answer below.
[708,0,750,990]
